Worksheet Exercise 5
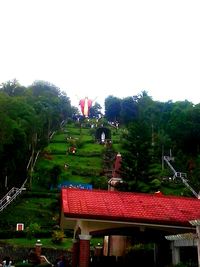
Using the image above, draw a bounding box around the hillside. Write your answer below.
[33,119,124,189]
[0,119,124,232]
[0,117,196,234]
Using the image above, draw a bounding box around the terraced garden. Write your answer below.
[33,119,124,191]
[0,118,124,236]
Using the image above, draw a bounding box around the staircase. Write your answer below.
[0,180,27,212]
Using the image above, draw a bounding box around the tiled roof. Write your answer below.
[61,188,200,226]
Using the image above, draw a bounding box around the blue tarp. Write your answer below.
[58,181,92,190]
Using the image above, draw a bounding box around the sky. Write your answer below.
[0,0,200,109]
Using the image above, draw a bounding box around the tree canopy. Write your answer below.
[104,91,200,195]
[1,80,200,196]
[0,80,72,193]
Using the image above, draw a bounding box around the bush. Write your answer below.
[51,230,65,244]
[25,223,41,240]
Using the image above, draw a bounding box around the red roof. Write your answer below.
[61,188,200,226]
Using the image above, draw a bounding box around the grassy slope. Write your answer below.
[0,120,123,242]
[0,192,59,230]
[36,123,105,186]
[0,119,190,249]
[0,119,189,234]
[35,121,123,186]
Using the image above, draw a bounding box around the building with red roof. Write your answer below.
[60,188,200,267]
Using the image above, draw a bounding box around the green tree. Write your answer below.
[89,102,102,118]
[121,120,152,192]
[104,95,121,121]
[0,79,26,97]
[25,223,41,239]
[120,97,138,125]
[27,80,72,145]
[0,94,38,191]
[167,101,194,154]
[0,79,72,192]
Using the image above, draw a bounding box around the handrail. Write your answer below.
[0,147,40,212]
[163,155,200,199]
[0,179,27,212]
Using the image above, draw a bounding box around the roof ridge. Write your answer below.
[61,188,198,200]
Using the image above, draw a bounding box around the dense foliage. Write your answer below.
[104,91,200,195]
[1,79,200,197]
[0,79,72,194]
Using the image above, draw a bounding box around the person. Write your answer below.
[28,250,41,266]
[57,255,69,267]
[6,195,11,202]
[2,257,12,267]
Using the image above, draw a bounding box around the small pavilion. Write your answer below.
[60,188,200,267]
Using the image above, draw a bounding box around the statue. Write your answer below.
[79,97,93,117]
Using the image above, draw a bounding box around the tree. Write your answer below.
[0,79,26,97]
[167,101,195,154]
[27,80,72,144]
[120,97,138,125]
[121,120,152,192]
[0,94,39,191]
[0,79,73,192]
[104,95,121,121]
[89,102,102,118]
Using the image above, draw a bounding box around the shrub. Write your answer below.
[51,230,65,244]
[25,223,41,240]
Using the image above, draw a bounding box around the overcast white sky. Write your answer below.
[0,0,200,108]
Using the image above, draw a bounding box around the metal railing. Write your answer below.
[164,156,200,199]
[0,124,61,212]
[0,179,27,212]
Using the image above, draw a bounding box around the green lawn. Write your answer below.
[0,194,59,229]
[36,156,68,169]
[48,142,67,152]
[0,121,117,237]
[51,132,67,142]
[78,143,104,153]
[66,126,82,136]
[36,154,102,175]
[66,155,102,168]
[1,238,73,249]
[33,122,120,189]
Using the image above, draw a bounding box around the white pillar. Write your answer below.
[196,226,200,267]
[171,242,180,266]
